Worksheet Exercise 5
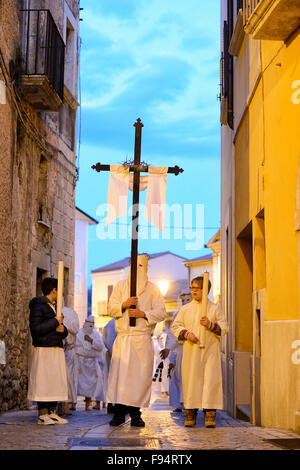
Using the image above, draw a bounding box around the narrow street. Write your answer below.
[0,389,299,453]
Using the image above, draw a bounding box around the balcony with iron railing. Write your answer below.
[20,9,65,111]
[243,0,300,41]
[243,0,261,24]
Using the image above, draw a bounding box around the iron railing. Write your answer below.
[21,9,65,100]
[243,0,261,24]
[237,0,244,12]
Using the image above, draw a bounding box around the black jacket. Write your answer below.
[29,296,68,348]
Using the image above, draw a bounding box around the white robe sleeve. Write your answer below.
[143,285,167,326]
[66,311,80,336]
[91,331,104,354]
[107,282,124,318]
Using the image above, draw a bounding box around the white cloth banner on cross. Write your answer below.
[106,165,168,232]
[129,173,148,191]
[144,166,168,232]
[106,165,130,226]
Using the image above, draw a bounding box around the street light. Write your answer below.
[158,280,170,297]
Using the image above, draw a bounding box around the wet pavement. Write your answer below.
[0,390,299,456]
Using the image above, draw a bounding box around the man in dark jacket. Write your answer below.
[27,277,69,425]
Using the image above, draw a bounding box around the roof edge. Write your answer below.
[76,207,98,225]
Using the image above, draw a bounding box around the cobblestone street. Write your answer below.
[0,390,300,454]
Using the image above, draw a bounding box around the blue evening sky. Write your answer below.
[75,0,221,285]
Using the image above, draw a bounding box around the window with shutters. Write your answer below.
[220,1,234,130]
[20,9,65,111]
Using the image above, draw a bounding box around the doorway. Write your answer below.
[36,268,47,296]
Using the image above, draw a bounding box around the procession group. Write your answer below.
[27,254,228,429]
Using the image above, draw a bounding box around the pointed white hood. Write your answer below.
[82,315,95,334]
[127,254,149,296]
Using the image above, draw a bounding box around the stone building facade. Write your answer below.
[0,0,80,411]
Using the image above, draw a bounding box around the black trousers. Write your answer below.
[37,401,57,415]
[114,403,141,419]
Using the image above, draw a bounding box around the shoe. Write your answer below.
[85,399,92,411]
[64,403,72,415]
[172,408,182,413]
[131,417,145,427]
[109,415,126,426]
[205,411,216,428]
[38,414,56,425]
[48,413,69,424]
[107,403,116,414]
[184,409,196,427]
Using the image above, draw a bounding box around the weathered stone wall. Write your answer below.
[0,0,79,411]
[66,0,80,18]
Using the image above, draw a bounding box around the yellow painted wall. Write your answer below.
[235,35,299,323]
[235,112,250,234]
[261,36,300,320]
[235,30,300,430]
[221,1,300,431]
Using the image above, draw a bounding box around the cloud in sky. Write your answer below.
[76,0,221,277]
[79,0,220,160]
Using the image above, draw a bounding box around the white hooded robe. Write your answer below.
[106,272,167,408]
[75,318,104,398]
[171,299,228,410]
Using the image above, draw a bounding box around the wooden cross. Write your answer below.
[92,118,183,326]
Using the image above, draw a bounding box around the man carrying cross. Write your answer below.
[106,254,167,426]
[92,118,183,427]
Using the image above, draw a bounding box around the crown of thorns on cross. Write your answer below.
[121,156,149,167]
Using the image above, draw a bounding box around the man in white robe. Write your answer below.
[61,305,80,414]
[75,316,104,410]
[171,276,228,428]
[106,254,167,427]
